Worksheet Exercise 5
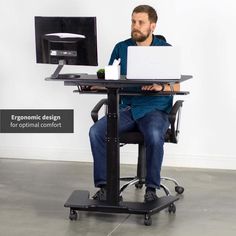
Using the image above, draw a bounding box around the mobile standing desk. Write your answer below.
[46,74,192,225]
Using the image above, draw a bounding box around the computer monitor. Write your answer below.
[35,16,98,79]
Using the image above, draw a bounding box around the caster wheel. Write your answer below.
[144,214,152,226]
[168,203,176,213]
[135,182,143,189]
[69,209,78,221]
[175,186,184,194]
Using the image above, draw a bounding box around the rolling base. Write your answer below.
[64,190,179,226]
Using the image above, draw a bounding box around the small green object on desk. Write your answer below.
[97,69,105,79]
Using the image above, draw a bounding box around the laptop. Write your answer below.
[126,46,181,80]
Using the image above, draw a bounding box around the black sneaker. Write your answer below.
[92,188,106,201]
[144,189,158,202]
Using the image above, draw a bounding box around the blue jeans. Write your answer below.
[89,107,170,189]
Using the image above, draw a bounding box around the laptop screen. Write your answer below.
[126,46,181,80]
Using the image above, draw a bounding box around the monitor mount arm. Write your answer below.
[50,59,83,79]
[51,59,66,79]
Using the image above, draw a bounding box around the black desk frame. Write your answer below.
[47,75,191,225]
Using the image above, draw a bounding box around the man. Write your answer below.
[89,5,179,202]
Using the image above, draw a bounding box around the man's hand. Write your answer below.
[90,86,107,90]
[141,84,163,91]
[141,83,180,92]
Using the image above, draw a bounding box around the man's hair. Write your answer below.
[132,5,158,23]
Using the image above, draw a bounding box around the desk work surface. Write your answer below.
[46,74,192,87]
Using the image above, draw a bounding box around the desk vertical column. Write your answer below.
[106,88,120,205]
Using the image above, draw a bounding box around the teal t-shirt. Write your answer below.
[108,35,173,120]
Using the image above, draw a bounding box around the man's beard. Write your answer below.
[131,29,152,42]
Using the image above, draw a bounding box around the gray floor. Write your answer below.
[0,158,236,236]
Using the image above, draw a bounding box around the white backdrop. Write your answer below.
[0,0,236,169]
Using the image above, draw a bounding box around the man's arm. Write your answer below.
[141,83,180,92]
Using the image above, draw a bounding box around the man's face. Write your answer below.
[131,12,156,42]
